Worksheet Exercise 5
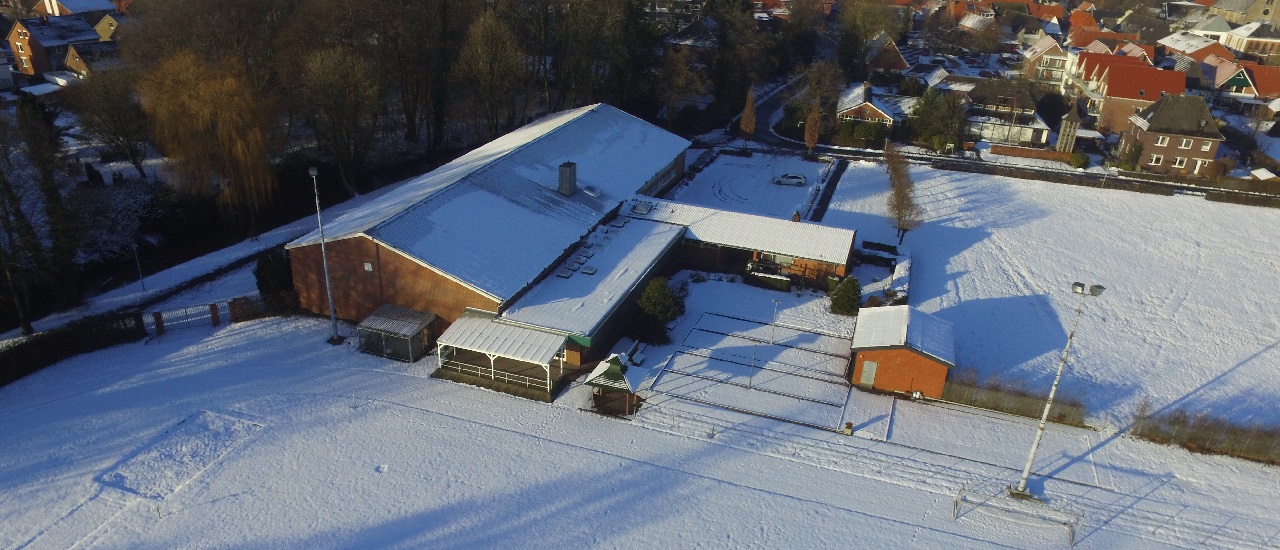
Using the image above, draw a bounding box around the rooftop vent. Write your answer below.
[558,161,577,197]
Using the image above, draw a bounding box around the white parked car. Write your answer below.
[773,174,807,186]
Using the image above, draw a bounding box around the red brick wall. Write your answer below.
[850,348,949,399]
[989,144,1072,162]
[289,236,500,326]
[1098,97,1151,135]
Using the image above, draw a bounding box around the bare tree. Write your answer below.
[302,47,380,195]
[884,143,921,244]
[137,52,276,233]
[658,47,710,129]
[455,11,528,140]
[0,114,40,335]
[805,99,822,152]
[59,68,151,179]
[740,86,757,137]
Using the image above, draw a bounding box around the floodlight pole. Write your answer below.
[132,243,146,291]
[312,167,343,345]
[771,299,781,344]
[1011,282,1104,499]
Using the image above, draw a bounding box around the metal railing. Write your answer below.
[439,359,549,391]
[144,301,232,335]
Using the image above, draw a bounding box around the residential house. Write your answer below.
[835,82,917,128]
[1159,30,1237,62]
[1118,95,1224,175]
[865,32,911,74]
[1181,13,1232,42]
[94,13,120,41]
[1115,10,1171,43]
[1066,28,1139,48]
[1201,55,1280,112]
[1094,63,1185,133]
[1060,51,1150,114]
[849,305,955,399]
[32,0,118,18]
[663,16,718,64]
[957,77,1050,145]
[1067,9,1099,34]
[1222,22,1280,61]
[1023,34,1068,83]
[64,41,117,77]
[7,16,99,76]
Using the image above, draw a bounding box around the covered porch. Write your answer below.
[434,310,580,401]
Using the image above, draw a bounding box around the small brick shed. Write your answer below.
[849,305,955,399]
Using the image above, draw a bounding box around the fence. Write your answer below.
[143,295,265,336]
[437,359,550,392]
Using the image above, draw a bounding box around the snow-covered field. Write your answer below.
[824,161,1280,429]
[5,151,1280,548]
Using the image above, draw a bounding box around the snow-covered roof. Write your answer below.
[501,218,685,337]
[286,104,691,302]
[18,16,98,47]
[624,198,856,265]
[356,304,436,337]
[437,310,566,365]
[851,305,955,366]
[1251,167,1277,180]
[53,0,116,12]
[836,83,917,121]
[1158,30,1218,53]
[20,82,63,96]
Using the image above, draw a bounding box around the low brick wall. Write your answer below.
[989,144,1072,163]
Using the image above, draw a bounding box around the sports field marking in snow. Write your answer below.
[100,411,262,500]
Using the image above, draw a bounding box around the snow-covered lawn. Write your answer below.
[4,303,1279,548]
[825,161,1280,429]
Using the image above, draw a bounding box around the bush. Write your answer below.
[633,277,685,344]
[1068,152,1089,169]
[253,249,299,314]
[830,276,861,316]
[1131,399,1280,466]
[745,272,792,292]
[1201,158,1235,182]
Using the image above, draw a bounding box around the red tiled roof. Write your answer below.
[1248,64,1280,98]
[1028,2,1066,20]
[1179,41,1236,63]
[1068,9,1097,30]
[1104,65,1185,100]
[1077,51,1150,82]
[1117,42,1154,60]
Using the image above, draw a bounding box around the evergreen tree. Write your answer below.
[830,276,861,316]
[740,87,757,136]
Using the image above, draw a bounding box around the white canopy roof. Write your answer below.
[502,218,684,337]
[851,306,955,366]
[624,198,855,265]
[438,310,566,365]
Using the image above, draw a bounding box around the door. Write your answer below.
[860,361,878,386]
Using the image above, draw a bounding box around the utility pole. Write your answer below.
[311,167,344,345]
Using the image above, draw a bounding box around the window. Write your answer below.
[20,57,28,69]
[1149,154,1163,165]
[1201,140,1212,152]
[1155,136,1169,147]
[1173,157,1187,168]
[1180,138,1193,149]
[15,44,22,53]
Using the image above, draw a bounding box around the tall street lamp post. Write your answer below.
[1011,282,1105,499]
[311,167,343,345]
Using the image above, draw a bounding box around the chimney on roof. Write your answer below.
[558,161,577,197]
[792,210,801,222]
